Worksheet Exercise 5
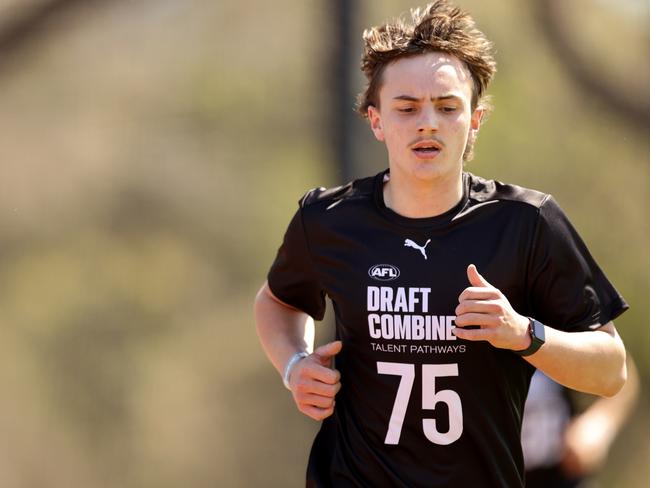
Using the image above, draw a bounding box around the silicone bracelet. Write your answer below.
[283,351,309,390]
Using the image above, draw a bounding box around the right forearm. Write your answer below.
[254,282,341,421]
[254,282,314,377]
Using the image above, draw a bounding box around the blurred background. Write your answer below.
[0,0,647,486]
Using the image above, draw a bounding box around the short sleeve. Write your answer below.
[526,195,628,332]
[267,205,326,320]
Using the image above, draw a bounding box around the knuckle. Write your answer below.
[321,387,334,398]
[298,380,313,394]
[492,303,504,314]
[320,384,334,397]
[315,397,328,408]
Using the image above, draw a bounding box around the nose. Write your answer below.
[417,105,438,133]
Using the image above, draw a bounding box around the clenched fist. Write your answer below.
[454,264,531,352]
[287,340,343,421]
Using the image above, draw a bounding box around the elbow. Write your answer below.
[600,352,628,398]
[254,283,271,334]
[595,323,628,398]
[601,371,626,398]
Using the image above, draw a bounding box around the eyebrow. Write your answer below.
[392,94,461,102]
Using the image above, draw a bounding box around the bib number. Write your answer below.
[377,361,463,445]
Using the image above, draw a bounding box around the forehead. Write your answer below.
[379,52,473,101]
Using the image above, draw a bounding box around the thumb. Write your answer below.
[467,264,491,288]
[313,340,343,365]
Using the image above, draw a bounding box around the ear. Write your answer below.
[470,106,485,131]
[367,105,385,142]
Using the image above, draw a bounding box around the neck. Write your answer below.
[383,169,464,219]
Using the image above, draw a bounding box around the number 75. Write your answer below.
[377,362,463,445]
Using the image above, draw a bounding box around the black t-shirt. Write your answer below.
[267,170,628,488]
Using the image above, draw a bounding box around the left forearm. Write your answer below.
[524,322,627,397]
[455,265,628,397]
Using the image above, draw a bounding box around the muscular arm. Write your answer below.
[254,281,341,420]
[455,265,627,397]
[523,321,626,397]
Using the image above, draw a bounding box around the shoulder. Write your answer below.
[466,172,551,210]
[298,173,377,211]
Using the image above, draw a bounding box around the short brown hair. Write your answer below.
[356,1,496,117]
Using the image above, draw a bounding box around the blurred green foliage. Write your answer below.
[0,0,646,487]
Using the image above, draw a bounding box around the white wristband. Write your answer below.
[283,351,309,390]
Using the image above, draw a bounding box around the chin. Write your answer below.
[410,161,456,181]
[390,154,461,182]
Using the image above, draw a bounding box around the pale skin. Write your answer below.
[255,284,341,420]
[255,51,627,421]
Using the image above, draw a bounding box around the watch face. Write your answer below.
[532,320,545,343]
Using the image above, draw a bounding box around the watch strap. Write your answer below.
[513,318,545,357]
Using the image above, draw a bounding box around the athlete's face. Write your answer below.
[368,52,483,183]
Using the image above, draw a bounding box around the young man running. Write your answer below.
[255,2,629,486]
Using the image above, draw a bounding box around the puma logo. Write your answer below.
[404,238,431,260]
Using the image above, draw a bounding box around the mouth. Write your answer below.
[411,140,442,158]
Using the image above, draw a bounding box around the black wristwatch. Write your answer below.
[513,318,545,356]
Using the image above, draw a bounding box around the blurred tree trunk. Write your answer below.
[0,0,110,75]
[535,0,649,129]
[328,0,358,183]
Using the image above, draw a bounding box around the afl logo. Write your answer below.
[368,264,400,281]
